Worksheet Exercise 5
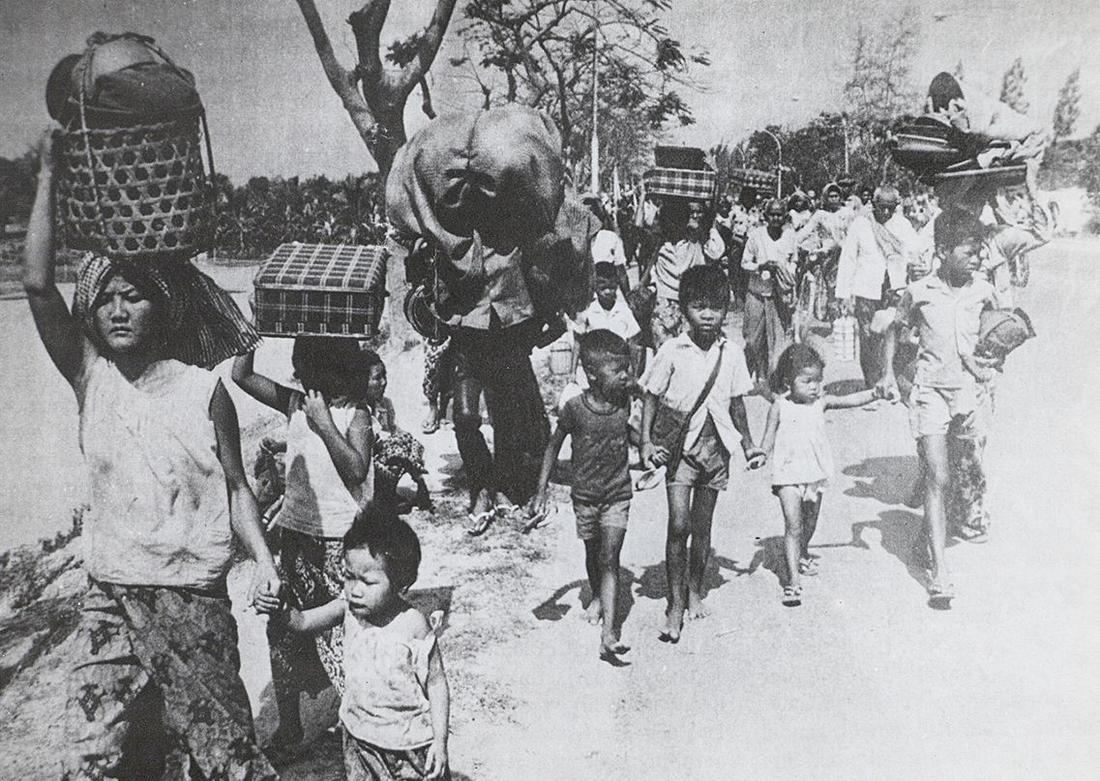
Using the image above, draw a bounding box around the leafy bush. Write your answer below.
[212,173,387,259]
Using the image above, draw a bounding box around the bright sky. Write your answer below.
[2,0,1097,180]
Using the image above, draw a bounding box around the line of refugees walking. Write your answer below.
[25,39,1053,776]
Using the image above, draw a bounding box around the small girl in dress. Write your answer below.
[760,344,886,606]
[260,506,451,781]
[363,351,433,512]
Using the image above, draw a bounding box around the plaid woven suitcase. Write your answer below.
[253,243,388,337]
[643,166,717,201]
[729,167,777,190]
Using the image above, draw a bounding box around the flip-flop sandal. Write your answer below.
[927,580,955,609]
[955,525,989,544]
[798,557,819,576]
[523,505,556,533]
[781,585,802,607]
[633,467,664,492]
[466,510,495,536]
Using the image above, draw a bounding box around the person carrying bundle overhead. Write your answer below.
[926,71,1049,197]
[386,107,569,537]
[25,127,280,778]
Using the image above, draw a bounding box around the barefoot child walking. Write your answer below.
[640,265,766,642]
[760,344,886,606]
[260,508,451,781]
[528,330,635,662]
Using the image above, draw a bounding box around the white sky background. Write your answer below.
[1,0,1098,180]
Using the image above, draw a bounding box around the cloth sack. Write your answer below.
[385,105,564,259]
[64,32,202,125]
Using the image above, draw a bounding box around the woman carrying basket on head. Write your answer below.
[26,128,281,778]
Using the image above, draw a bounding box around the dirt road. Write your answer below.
[2,240,1098,779]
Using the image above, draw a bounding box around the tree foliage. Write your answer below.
[1000,56,1030,115]
[213,173,386,258]
[841,7,921,181]
[457,0,709,184]
[1052,67,1081,140]
[0,149,38,231]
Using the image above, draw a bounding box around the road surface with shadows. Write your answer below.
[842,455,922,507]
[850,509,936,590]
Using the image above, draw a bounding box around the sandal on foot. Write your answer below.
[781,585,802,607]
[927,580,955,608]
[798,557,819,576]
[466,510,495,536]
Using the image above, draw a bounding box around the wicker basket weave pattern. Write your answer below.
[58,115,214,259]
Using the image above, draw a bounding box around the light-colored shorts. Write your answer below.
[772,480,828,502]
[908,382,993,440]
[573,498,631,540]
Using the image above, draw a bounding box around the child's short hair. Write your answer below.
[678,265,730,311]
[933,206,982,253]
[593,261,618,284]
[770,343,825,393]
[343,504,422,591]
[578,329,631,374]
[291,336,376,396]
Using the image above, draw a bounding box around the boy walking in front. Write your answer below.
[640,265,766,642]
[529,330,636,663]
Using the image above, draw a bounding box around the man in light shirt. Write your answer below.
[836,186,919,388]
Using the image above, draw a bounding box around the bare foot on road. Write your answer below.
[583,598,603,625]
[659,608,683,643]
[686,593,710,620]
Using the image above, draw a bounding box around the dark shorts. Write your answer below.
[573,498,631,540]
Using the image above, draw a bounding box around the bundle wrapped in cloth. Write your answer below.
[386,105,564,257]
[388,106,596,340]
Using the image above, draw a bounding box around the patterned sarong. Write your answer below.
[64,580,276,780]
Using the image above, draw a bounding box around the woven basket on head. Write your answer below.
[56,33,215,261]
[58,115,215,259]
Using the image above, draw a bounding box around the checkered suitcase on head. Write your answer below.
[253,243,388,337]
[643,166,717,202]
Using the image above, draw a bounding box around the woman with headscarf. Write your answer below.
[24,131,280,779]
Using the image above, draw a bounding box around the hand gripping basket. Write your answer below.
[253,243,389,338]
[56,34,215,260]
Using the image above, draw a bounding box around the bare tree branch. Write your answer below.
[396,0,460,94]
[294,0,379,146]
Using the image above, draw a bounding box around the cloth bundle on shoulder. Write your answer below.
[386,105,564,258]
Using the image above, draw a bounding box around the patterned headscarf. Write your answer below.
[72,253,259,368]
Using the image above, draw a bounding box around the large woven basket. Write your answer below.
[58,114,214,259]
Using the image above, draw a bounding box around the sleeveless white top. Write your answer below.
[770,397,833,487]
[276,393,370,538]
[78,357,231,590]
[340,608,436,750]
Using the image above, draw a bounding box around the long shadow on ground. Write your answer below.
[850,509,932,590]
[843,455,922,507]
